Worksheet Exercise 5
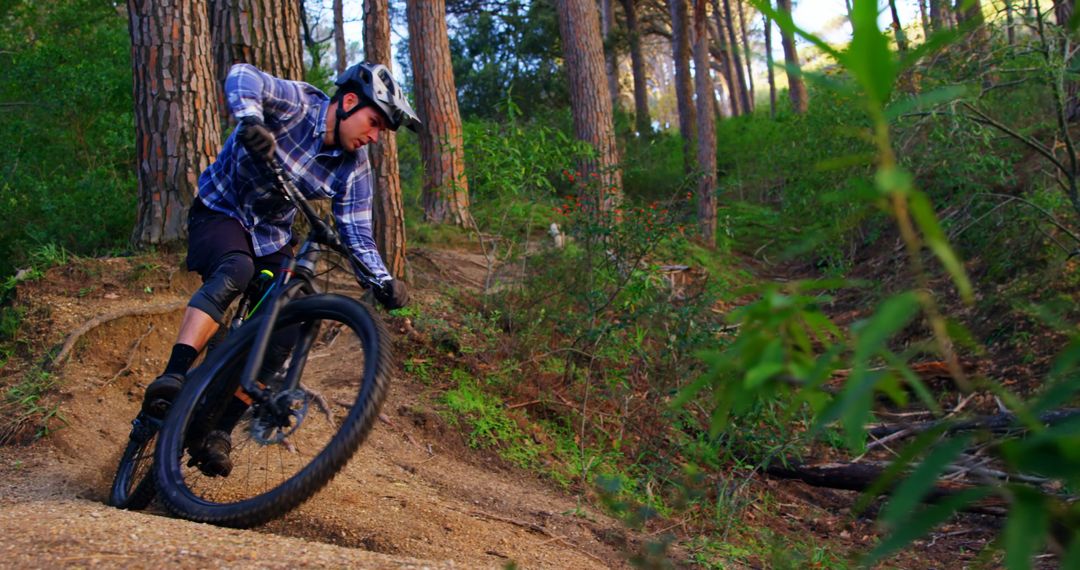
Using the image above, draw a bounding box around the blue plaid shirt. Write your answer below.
[196,63,391,283]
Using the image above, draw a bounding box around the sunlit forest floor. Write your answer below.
[0,234,1055,568]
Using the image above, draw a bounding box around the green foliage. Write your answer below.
[448,1,566,119]
[462,105,591,236]
[442,369,540,467]
[0,0,135,278]
[713,92,877,270]
[1,366,65,443]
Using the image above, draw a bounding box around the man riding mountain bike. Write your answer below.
[140,61,420,478]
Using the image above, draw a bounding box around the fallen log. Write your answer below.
[867,409,1080,439]
[765,460,1008,516]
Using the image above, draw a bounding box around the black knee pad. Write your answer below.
[189,252,255,323]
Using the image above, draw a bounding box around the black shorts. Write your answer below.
[185,199,293,281]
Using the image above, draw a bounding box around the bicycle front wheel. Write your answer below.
[109,413,159,510]
[154,294,392,528]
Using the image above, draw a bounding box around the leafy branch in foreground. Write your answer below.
[677,0,1080,567]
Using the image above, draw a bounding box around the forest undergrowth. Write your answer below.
[5,2,1080,568]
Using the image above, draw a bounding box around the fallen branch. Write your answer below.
[765,460,1008,516]
[48,300,188,370]
[867,408,1080,440]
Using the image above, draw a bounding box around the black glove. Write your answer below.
[373,279,409,310]
[236,116,276,160]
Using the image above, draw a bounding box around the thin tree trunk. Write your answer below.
[669,0,697,174]
[555,0,623,211]
[620,0,652,135]
[889,0,908,52]
[364,0,406,279]
[776,0,808,113]
[334,0,346,73]
[128,0,221,248]
[764,11,776,118]
[736,0,755,111]
[406,0,474,227]
[1005,0,1015,45]
[919,0,932,39]
[693,0,717,246]
[722,0,752,114]
[711,2,742,116]
[209,0,304,126]
[929,0,951,31]
[602,0,621,113]
[1054,0,1080,121]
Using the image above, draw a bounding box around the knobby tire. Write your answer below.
[153,294,391,528]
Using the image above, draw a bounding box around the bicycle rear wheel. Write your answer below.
[109,413,159,510]
[154,294,391,528]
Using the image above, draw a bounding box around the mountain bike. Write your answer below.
[108,159,393,528]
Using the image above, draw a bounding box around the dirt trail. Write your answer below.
[0,252,635,569]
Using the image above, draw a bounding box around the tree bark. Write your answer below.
[693,0,717,247]
[919,0,932,39]
[929,0,955,30]
[555,0,623,211]
[954,0,987,47]
[620,0,652,135]
[763,11,776,118]
[668,0,697,173]
[888,0,908,52]
[209,0,304,126]
[406,0,474,227]
[736,0,755,112]
[334,0,347,73]
[601,0,621,113]
[365,0,407,279]
[128,0,221,248]
[776,0,807,113]
[722,0,752,114]
[710,3,742,116]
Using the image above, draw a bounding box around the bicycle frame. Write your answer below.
[228,158,384,409]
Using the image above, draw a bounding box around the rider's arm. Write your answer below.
[224,63,306,124]
[333,152,393,284]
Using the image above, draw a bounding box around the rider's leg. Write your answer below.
[143,201,258,415]
[142,254,252,415]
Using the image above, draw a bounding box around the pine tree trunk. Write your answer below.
[919,0,932,39]
[693,0,718,247]
[1005,0,1015,45]
[209,0,304,126]
[722,0,751,114]
[710,5,742,116]
[620,0,652,135]
[334,0,346,73]
[601,0,621,113]
[668,0,697,174]
[365,0,407,279]
[736,0,755,112]
[776,0,808,113]
[764,11,776,118]
[555,0,623,211]
[406,0,474,227]
[128,0,221,248]
[1053,0,1080,121]
[889,0,908,52]
[954,0,987,47]
[929,0,954,30]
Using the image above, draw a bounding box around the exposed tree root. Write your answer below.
[47,300,187,370]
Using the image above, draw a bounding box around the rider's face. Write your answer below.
[337,94,388,152]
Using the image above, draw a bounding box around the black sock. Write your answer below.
[164,343,199,376]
